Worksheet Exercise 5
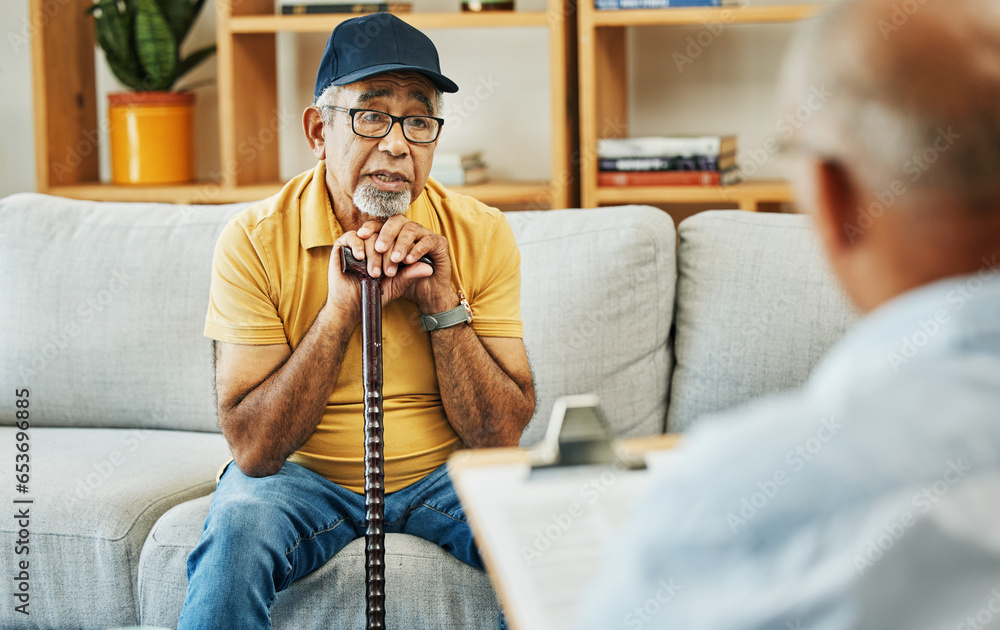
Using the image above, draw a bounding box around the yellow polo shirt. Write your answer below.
[204,162,523,493]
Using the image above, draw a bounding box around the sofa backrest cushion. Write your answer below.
[0,193,246,432]
[666,210,859,432]
[508,206,676,446]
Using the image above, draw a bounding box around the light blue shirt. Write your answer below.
[579,266,1000,630]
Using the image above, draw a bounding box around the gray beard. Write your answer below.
[352,182,411,219]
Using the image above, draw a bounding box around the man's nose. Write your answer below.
[378,121,410,157]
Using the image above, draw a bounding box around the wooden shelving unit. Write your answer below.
[30,0,577,208]
[577,3,823,210]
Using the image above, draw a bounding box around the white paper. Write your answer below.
[457,462,653,630]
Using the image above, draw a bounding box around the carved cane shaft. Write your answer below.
[341,249,386,630]
[360,273,386,630]
[340,248,434,630]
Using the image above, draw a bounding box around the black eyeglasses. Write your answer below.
[325,106,444,144]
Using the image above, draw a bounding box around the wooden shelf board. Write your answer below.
[449,181,552,205]
[46,180,552,206]
[228,12,552,33]
[589,4,822,27]
[47,182,269,205]
[596,179,794,206]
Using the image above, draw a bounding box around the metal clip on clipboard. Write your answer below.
[527,394,647,473]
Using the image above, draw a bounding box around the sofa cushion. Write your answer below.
[667,210,859,432]
[0,427,230,629]
[0,193,247,432]
[138,495,499,629]
[508,206,676,445]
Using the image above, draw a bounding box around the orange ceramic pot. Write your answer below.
[108,91,195,184]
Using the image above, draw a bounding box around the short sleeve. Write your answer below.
[204,218,288,345]
[469,213,523,338]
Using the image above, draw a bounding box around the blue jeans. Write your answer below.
[177,461,501,629]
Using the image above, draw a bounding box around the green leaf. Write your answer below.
[134,0,177,90]
[88,0,145,90]
[155,0,191,43]
[89,0,126,60]
[174,44,215,83]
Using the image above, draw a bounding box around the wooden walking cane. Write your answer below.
[340,247,433,630]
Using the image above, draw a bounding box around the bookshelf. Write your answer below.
[30,0,577,208]
[577,3,823,210]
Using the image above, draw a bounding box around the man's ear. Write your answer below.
[810,159,862,256]
[303,106,326,160]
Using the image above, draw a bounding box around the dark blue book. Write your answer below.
[599,155,727,172]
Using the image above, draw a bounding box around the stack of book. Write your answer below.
[597,135,741,187]
[595,0,740,10]
[278,1,412,14]
[430,151,489,187]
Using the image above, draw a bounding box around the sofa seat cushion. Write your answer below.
[139,494,499,628]
[667,210,859,431]
[0,427,230,629]
[508,206,677,445]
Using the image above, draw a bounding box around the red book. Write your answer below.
[598,170,724,187]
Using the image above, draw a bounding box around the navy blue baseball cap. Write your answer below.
[314,14,459,101]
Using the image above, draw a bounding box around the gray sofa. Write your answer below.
[0,192,857,629]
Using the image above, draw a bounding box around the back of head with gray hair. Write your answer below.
[780,0,1000,213]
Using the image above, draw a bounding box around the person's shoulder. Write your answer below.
[224,168,316,239]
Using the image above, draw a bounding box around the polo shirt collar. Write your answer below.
[297,162,432,250]
[299,161,343,250]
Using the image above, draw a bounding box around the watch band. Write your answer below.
[421,292,473,331]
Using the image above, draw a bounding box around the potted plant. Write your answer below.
[86,0,216,184]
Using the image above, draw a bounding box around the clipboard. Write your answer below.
[449,395,680,630]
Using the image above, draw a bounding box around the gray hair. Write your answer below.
[315,82,444,129]
[780,0,1000,213]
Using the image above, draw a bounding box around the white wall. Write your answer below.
[1,0,38,197]
[0,0,804,198]
[630,20,798,180]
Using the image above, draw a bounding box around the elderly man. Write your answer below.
[177,14,534,628]
[581,0,1000,627]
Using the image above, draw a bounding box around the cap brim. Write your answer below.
[331,63,459,94]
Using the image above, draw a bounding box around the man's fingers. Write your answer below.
[373,215,410,256]
[404,233,446,266]
[364,236,383,277]
[387,223,423,268]
[356,220,385,240]
[334,233,367,262]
